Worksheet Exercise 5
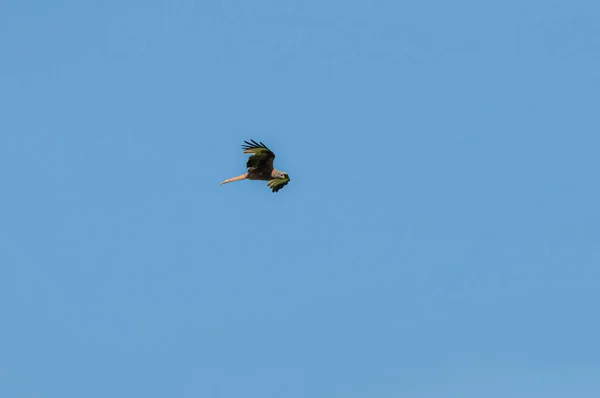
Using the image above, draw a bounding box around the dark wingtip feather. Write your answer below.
[241,139,271,151]
[241,139,267,149]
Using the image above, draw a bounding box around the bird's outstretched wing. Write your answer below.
[267,174,290,193]
[242,140,275,171]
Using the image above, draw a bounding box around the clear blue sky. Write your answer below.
[1,1,599,397]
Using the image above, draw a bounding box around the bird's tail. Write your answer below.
[220,173,248,185]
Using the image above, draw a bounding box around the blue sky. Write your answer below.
[1,1,599,397]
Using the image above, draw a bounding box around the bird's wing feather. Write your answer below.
[267,174,290,193]
[241,139,275,171]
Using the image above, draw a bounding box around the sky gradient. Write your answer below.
[1,1,599,397]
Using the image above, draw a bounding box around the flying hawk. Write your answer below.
[220,140,290,193]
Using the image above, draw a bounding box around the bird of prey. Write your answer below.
[220,140,290,193]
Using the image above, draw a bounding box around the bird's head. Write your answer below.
[275,170,288,179]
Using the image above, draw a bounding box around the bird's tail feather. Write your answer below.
[220,173,248,185]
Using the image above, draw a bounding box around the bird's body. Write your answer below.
[248,169,280,180]
[220,140,290,192]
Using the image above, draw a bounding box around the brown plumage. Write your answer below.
[220,140,290,193]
